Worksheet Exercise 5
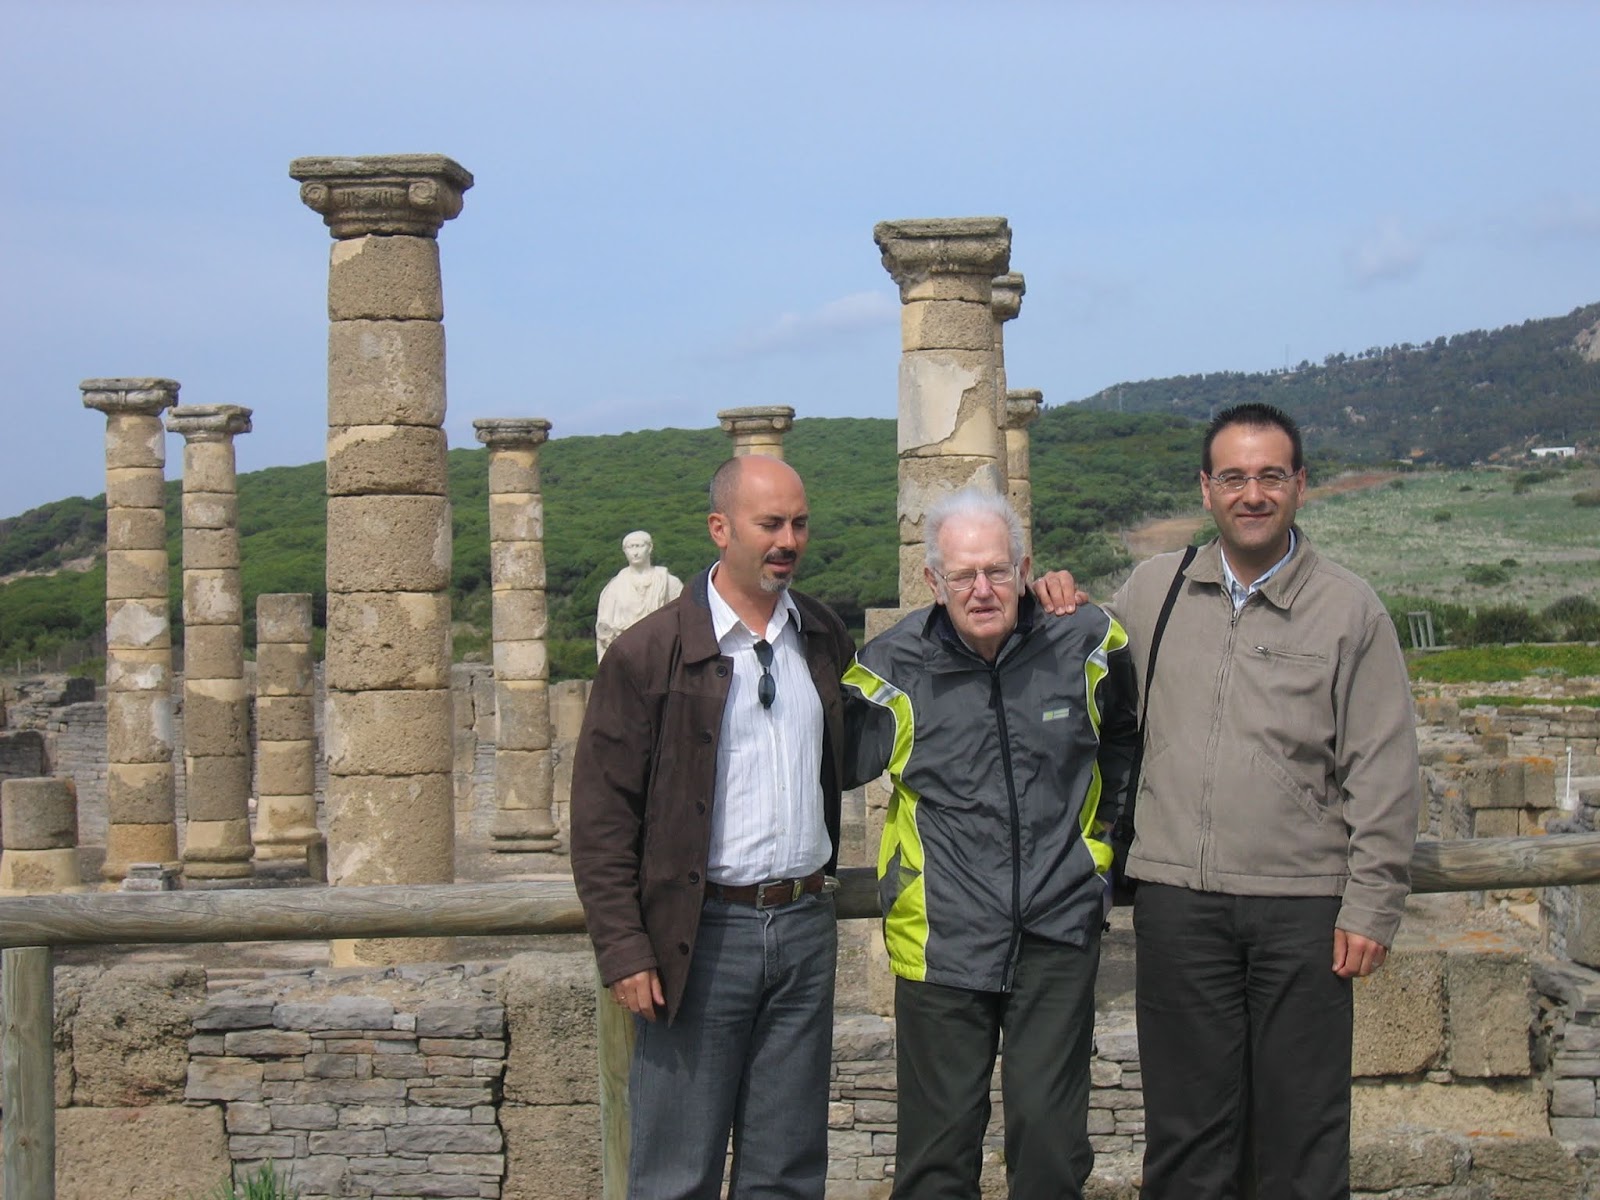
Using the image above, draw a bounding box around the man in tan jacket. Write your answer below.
[1107,404,1420,1200]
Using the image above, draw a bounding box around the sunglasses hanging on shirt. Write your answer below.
[753,639,776,709]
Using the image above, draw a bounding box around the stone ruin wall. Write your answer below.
[2,680,1600,1194]
[4,921,1600,1199]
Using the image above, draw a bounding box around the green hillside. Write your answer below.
[0,408,1201,680]
[1082,302,1600,466]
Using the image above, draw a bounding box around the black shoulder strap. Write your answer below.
[1114,544,1197,841]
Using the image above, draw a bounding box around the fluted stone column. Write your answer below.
[291,153,472,964]
[1004,389,1043,560]
[81,377,179,882]
[874,218,1012,604]
[253,594,323,867]
[717,406,795,458]
[168,404,254,880]
[0,778,87,894]
[473,418,559,854]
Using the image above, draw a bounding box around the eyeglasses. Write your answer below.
[935,564,1019,592]
[1206,470,1297,494]
[753,639,776,709]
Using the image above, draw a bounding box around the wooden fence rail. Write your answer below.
[5,833,1600,1199]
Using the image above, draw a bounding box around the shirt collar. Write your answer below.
[706,561,802,644]
[1219,528,1297,610]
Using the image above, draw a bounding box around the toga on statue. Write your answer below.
[595,530,683,662]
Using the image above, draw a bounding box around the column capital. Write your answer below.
[874,217,1012,302]
[473,417,552,450]
[290,154,474,239]
[167,404,253,440]
[81,378,179,418]
[717,406,795,438]
[1004,389,1043,431]
[991,273,1026,324]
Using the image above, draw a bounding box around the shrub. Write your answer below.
[1545,594,1600,641]
[1464,605,1546,646]
[1431,510,1452,522]
[1573,490,1600,508]
[1499,558,1519,569]
[1464,563,1511,586]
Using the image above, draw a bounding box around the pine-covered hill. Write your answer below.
[0,408,1201,678]
[1080,303,1600,465]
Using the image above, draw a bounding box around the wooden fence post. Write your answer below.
[3,946,56,1200]
[595,973,635,1200]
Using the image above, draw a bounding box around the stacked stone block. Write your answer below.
[187,968,506,1199]
[874,218,1012,604]
[716,405,795,458]
[169,404,255,879]
[253,594,323,866]
[81,376,179,881]
[291,154,472,963]
[1003,389,1042,560]
[472,418,559,853]
[0,775,86,893]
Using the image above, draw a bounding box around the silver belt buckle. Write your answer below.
[757,877,802,909]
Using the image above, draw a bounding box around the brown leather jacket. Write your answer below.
[570,568,856,1022]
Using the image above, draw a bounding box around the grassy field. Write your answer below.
[1293,465,1600,611]
[1408,643,1600,683]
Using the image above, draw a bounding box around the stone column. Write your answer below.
[1004,389,1043,560]
[291,154,472,964]
[0,778,87,894]
[874,218,1012,604]
[168,404,254,880]
[253,594,323,868]
[81,377,179,882]
[717,406,795,459]
[991,271,1025,437]
[472,418,559,854]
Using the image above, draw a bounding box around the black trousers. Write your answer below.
[1134,884,1353,1200]
[893,931,1100,1200]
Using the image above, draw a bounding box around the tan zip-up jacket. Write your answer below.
[1108,533,1420,946]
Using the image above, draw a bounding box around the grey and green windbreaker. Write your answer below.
[842,595,1139,992]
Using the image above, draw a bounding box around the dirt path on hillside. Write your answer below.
[1119,471,1398,560]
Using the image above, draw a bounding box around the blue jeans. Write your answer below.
[628,891,837,1199]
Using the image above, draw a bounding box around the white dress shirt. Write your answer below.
[704,565,829,886]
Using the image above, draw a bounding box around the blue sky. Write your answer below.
[4,0,1600,520]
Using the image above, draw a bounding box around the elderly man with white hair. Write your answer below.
[843,486,1139,1200]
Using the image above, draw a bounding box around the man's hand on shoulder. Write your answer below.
[1031,569,1088,615]
[610,969,666,1021]
[1333,928,1388,978]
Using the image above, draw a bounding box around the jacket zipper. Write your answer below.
[990,667,1024,990]
[1199,595,1243,890]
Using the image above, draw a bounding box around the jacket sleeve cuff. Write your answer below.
[596,936,660,990]
[1335,897,1403,948]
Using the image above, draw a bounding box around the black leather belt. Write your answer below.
[706,871,826,909]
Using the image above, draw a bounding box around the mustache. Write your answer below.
[764,550,798,564]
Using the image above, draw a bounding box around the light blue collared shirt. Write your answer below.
[1219,529,1298,611]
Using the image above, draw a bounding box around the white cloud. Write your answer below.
[1344,216,1425,287]
[724,290,899,358]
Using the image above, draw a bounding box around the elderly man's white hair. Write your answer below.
[924,487,1026,574]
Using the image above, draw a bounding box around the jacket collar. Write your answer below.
[681,565,822,662]
[1186,527,1318,610]
[921,589,1039,666]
